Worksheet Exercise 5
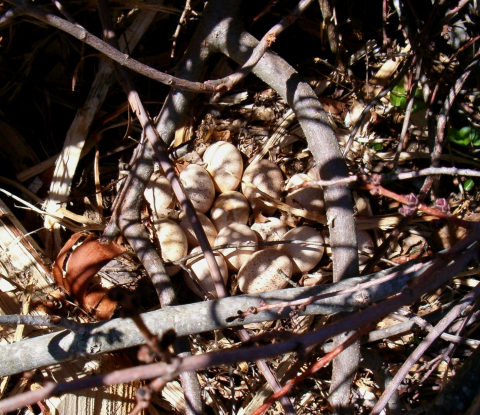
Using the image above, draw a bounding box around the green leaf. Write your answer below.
[459,126,480,144]
[464,179,474,192]
[391,84,407,109]
[447,127,471,146]
[369,143,383,151]
[391,84,425,113]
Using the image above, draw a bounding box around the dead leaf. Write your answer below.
[319,97,345,115]
[54,233,126,320]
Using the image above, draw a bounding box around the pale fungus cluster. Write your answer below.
[144,140,373,297]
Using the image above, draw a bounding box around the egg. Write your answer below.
[242,160,284,215]
[203,141,243,192]
[237,249,293,294]
[179,164,215,213]
[215,223,257,271]
[285,173,325,215]
[144,173,174,218]
[184,247,228,298]
[251,217,288,242]
[153,219,188,276]
[210,191,250,231]
[278,226,324,274]
[357,230,374,265]
[178,211,217,248]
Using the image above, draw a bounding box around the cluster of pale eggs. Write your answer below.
[144,141,373,297]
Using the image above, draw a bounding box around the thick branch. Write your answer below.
[0,259,427,377]
[206,7,361,409]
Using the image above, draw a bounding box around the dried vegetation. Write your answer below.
[0,0,480,414]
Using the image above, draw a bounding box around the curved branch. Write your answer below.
[7,0,313,95]
[207,6,360,409]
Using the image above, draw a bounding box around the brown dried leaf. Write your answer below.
[53,233,126,320]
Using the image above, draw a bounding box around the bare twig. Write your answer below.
[392,310,480,348]
[8,0,312,96]
[170,0,192,59]
[228,259,426,322]
[210,0,315,100]
[251,324,373,415]
[371,279,480,415]
[298,167,480,189]
[421,53,480,197]
[393,53,423,169]
[343,54,413,155]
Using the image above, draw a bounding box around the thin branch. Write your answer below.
[251,323,374,415]
[421,53,480,196]
[393,53,423,169]
[299,167,480,188]
[210,0,315,100]
[343,54,414,155]
[228,259,426,322]
[0,314,84,333]
[371,279,480,415]
[8,0,312,96]
[361,181,474,229]
[170,0,192,59]
[392,310,480,348]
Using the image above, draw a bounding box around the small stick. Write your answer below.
[170,0,192,59]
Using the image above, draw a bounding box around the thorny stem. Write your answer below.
[361,181,474,229]
[1,234,478,414]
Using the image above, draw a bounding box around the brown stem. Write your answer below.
[361,182,474,229]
